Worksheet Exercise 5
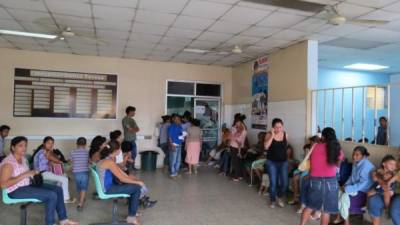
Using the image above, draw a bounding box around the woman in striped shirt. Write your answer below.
[0,136,77,225]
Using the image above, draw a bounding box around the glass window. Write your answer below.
[167,81,194,95]
[196,83,221,97]
[166,96,194,116]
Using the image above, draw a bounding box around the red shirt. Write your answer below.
[310,143,344,177]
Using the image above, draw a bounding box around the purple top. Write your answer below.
[33,149,50,172]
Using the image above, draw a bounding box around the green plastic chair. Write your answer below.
[2,189,41,225]
[90,167,131,225]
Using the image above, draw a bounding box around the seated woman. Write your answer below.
[97,140,144,225]
[120,141,157,209]
[244,132,266,183]
[33,136,75,203]
[367,154,398,225]
[333,146,375,225]
[89,135,107,164]
[0,136,77,225]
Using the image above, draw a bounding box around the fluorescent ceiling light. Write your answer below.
[344,63,389,71]
[183,48,209,54]
[0,29,57,39]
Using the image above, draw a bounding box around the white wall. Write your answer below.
[0,48,232,162]
[390,74,400,147]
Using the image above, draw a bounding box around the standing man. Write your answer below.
[168,114,184,178]
[122,106,140,170]
[0,125,10,162]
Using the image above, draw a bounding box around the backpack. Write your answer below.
[339,159,352,186]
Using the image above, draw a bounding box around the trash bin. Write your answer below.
[140,150,159,171]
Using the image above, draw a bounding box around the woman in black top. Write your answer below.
[264,118,289,208]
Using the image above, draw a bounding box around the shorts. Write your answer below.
[74,172,89,192]
[306,176,339,214]
[367,194,385,218]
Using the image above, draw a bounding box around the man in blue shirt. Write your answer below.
[168,114,183,178]
[0,125,10,162]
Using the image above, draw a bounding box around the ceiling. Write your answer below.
[0,0,400,68]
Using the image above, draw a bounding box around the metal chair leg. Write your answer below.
[20,204,28,225]
[111,199,118,223]
[249,168,254,187]
[90,199,131,225]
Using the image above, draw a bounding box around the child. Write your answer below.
[368,155,398,208]
[289,144,311,214]
[207,128,230,167]
[69,137,89,211]
[259,173,269,195]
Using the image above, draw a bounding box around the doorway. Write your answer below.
[165,80,222,159]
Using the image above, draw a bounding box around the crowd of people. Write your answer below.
[159,112,399,225]
[0,106,399,225]
[0,106,156,225]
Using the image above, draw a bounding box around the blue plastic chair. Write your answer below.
[2,189,41,225]
[90,167,131,225]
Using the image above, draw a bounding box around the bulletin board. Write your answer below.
[13,68,117,119]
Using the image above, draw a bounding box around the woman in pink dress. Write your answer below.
[185,119,202,174]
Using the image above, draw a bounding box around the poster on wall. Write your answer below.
[13,68,117,119]
[251,56,268,130]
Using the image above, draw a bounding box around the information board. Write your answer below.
[13,68,117,119]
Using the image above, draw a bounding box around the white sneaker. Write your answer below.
[277,199,285,208]
[64,198,76,204]
[269,202,276,209]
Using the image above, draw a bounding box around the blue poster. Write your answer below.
[251,57,268,130]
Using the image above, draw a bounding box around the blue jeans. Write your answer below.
[73,172,89,192]
[169,145,181,176]
[219,150,230,173]
[9,184,67,225]
[160,143,169,166]
[107,184,141,216]
[266,160,288,202]
[391,194,400,225]
[300,176,309,205]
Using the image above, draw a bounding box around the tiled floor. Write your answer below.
[0,167,391,225]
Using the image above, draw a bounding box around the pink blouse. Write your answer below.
[310,143,344,177]
[229,127,247,148]
[0,154,30,193]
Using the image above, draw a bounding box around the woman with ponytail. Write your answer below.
[97,140,143,225]
[300,127,344,225]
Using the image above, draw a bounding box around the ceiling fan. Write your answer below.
[325,5,389,26]
[184,44,253,57]
[34,18,108,45]
[243,0,389,26]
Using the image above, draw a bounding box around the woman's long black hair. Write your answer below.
[89,135,107,159]
[322,127,341,165]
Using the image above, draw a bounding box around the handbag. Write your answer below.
[31,171,44,187]
[52,163,64,175]
[298,144,316,172]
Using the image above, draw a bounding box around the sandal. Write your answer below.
[60,219,78,225]
[126,216,141,225]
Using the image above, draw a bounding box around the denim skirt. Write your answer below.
[306,176,339,214]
